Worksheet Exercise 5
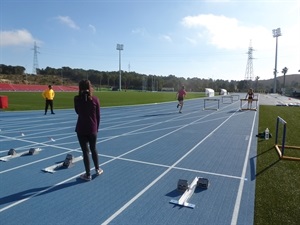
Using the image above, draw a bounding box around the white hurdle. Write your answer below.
[203,99,220,110]
[222,95,233,104]
[239,98,258,111]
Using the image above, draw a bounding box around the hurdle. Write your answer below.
[203,99,219,110]
[231,94,240,101]
[239,98,258,111]
[275,116,300,161]
[222,95,233,104]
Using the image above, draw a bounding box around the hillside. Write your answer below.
[258,74,300,87]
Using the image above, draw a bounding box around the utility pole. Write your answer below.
[244,40,254,81]
[272,28,282,93]
[32,41,40,75]
[116,44,124,91]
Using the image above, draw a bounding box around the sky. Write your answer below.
[1,0,299,81]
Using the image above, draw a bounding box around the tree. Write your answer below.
[281,67,288,89]
[281,67,288,95]
[255,76,260,91]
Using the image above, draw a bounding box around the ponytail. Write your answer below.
[78,80,93,101]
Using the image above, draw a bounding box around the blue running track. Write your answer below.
[0,94,258,225]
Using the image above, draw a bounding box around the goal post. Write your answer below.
[275,116,300,161]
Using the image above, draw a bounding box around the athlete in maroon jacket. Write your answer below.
[176,85,187,113]
[74,80,103,181]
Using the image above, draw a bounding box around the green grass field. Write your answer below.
[1,91,299,224]
[0,91,205,111]
[255,106,300,225]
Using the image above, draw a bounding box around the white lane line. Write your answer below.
[101,109,238,225]
[115,156,247,180]
[0,103,238,214]
[0,173,80,213]
[0,114,190,173]
[230,111,257,225]
[0,104,220,212]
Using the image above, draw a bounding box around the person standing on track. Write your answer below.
[176,85,187,113]
[74,80,103,181]
[42,85,55,115]
[245,88,254,109]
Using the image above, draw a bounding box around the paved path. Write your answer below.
[258,94,300,106]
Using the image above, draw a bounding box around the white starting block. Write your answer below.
[169,177,209,208]
[0,148,41,162]
[42,155,83,173]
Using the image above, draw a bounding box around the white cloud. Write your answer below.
[132,28,147,36]
[181,14,272,51]
[88,24,96,33]
[56,16,80,29]
[160,35,172,42]
[0,29,35,47]
[185,37,198,45]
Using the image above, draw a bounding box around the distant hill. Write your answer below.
[258,74,300,87]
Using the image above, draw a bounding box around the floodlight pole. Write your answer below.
[272,28,281,93]
[116,44,124,91]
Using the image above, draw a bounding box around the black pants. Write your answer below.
[45,99,54,114]
[77,133,99,176]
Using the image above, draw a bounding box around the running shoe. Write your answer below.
[80,174,91,181]
[96,168,104,176]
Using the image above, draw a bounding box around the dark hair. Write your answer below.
[78,80,93,101]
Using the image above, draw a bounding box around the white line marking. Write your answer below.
[0,107,217,211]
[101,109,239,225]
[117,156,247,180]
[0,103,247,218]
[0,174,80,213]
[230,111,257,225]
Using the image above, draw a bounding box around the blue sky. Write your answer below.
[1,0,299,81]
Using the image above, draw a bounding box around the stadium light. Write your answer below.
[116,44,124,91]
[272,28,281,93]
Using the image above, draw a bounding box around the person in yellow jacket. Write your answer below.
[42,85,55,115]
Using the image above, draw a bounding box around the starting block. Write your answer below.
[0,148,41,162]
[42,154,83,173]
[170,177,209,208]
[29,148,39,155]
[63,154,74,168]
[8,148,17,156]
[177,179,189,192]
[197,177,209,189]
